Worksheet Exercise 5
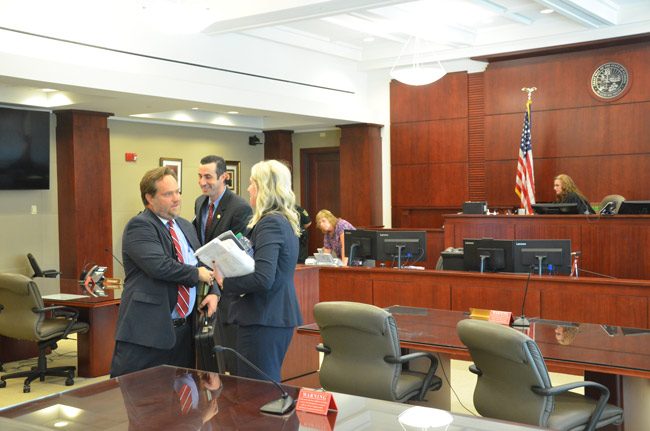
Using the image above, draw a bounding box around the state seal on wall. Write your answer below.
[591,62,629,100]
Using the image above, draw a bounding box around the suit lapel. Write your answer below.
[206,190,230,240]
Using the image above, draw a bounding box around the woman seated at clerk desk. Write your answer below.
[554,174,595,215]
[315,209,355,265]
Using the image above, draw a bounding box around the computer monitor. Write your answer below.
[376,230,426,268]
[531,203,579,215]
[463,238,515,273]
[617,200,650,215]
[344,229,378,267]
[513,239,572,275]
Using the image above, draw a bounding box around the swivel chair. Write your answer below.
[598,194,625,215]
[0,273,89,393]
[27,253,60,278]
[457,319,623,431]
[314,301,442,403]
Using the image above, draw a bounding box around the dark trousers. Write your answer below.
[235,325,294,382]
[110,319,194,378]
[215,298,238,374]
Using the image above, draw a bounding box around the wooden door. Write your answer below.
[300,148,340,257]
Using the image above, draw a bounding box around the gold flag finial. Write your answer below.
[521,87,537,100]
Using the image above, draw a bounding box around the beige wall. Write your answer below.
[0,117,340,279]
[109,120,264,278]
[0,114,59,275]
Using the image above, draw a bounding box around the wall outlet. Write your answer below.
[31,205,38,215]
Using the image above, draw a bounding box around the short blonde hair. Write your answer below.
[248,160,300,236]
[315,209,338,232]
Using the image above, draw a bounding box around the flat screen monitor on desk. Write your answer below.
[344,229,378,266]
[532,203,579,214]
[463,238,515,273]
[513,239,572,275]
[376,230,426,268]
[617,200,650,215]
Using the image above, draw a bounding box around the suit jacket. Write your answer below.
[193,188,252,244]
[223,214,303,328]
[115,209,216,350]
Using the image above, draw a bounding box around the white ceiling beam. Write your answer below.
[535,0,620,27]
[201,0,413,35]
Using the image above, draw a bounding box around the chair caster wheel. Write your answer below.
[23,385,31,393]
[65,378,74,386]
[0,380,6,388]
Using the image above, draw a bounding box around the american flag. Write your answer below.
[515,100,535,214]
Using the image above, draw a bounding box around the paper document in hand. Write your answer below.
[194,237,254,277]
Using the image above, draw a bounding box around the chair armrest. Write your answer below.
[386,352,440,400]
[532,381,610,431]
[32,306,81,339]
[316,343,331,354]
[469,364,482,376]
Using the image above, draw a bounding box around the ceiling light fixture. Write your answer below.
[227,111,239,115]
[389,36,446,86]
[540,8,554,14]
[41,88,57,93]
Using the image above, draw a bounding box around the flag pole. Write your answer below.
[515,87,537,214]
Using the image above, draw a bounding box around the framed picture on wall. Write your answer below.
[159,157,183,193]
[226,160,241,195]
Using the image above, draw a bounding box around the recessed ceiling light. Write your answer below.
[227,111,239,115]
[42,88,57,93]
[540,8,554,14]
[363,36,375,43]
[191,107,199,110]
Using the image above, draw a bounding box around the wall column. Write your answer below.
[338,123,383,227]
[264,130,294,164]
[55,110,113,287]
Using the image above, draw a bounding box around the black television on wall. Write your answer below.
[0,107,50,190]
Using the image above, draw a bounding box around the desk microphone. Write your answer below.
[213,345,295,415]
[513,271,532,328]
[104,248,124,268]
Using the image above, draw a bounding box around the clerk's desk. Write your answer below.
[35,277,120,378]
[0,364,547,430]
[299,306,650,431]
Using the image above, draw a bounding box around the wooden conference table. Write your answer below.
[36,277,121,378]
[299,306,650,431]
[0,364,548,430]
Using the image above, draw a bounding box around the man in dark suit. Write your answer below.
[193,155,252,373]
[110,167,218,377]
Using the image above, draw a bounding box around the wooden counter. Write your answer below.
[443,214,650,280]
[318,266,650,328]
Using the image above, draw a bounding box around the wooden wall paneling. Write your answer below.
[540,290,647,328]
[338,124,383,227]
[263,130,294,164]
[55,110,113,281]
[581,220,650,280]
[513,218,582,243]
[392,163,468,207]
[484,42,650,114]
[282,266,320,381]
[392,208,458,229]
[391,119,468,165]
[485,158,560,206]
[450,278,540,317]
[467,72,486,201]
[444,215,516,247]
[390,73,468,123]
[373,276,451,309]
[319,269,373,303]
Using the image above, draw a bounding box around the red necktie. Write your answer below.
[168,220,190,318]
[204,201,215,240]
[178,383,192,415]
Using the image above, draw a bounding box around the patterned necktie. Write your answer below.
[204,201,215,240]
[178,383,192,415]
[168,220,190,318]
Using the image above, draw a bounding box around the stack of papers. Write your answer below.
[194,231,255,277]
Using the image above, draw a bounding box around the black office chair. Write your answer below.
[0,273,89,393]
[27,253,60,278]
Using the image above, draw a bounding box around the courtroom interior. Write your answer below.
[1,1,650,430]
